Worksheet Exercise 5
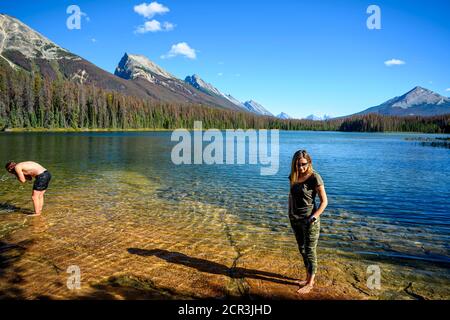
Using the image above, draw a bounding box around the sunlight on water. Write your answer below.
[0,131,448,299]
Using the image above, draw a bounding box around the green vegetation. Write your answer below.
[1,59,449,133]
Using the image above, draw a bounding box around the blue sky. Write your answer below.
[2,0,449,118]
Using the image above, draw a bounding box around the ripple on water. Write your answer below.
[0,132,449,299]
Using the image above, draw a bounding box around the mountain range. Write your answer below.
[304,114,332,121]
[0,14,273,116]
[276,112,292,119]
[0,13,448,120]
[305,87,450,119]
[184,74,273,115]
[353,86,450,117]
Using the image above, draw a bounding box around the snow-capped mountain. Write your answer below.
[276,112,292,119]
[243,100,274,116]
[224,94,247,110]
[185,74,224,97]
[184,74,275,116]
[304,114,332,121]
[0,14,254,111]
[0,14,154,98]
[113,56,244,110]
[184,74,246,109]
[0,14,276,115]
[354,86,450,116]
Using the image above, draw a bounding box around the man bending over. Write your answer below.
[5,161,52,216]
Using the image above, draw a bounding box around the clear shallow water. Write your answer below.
[0,131,449,299]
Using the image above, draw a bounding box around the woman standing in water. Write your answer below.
[288,150,328,294]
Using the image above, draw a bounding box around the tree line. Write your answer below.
[0,59,449,133]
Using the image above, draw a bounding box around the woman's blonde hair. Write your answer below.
[290,150,314,186]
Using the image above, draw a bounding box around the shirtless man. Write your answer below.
[5,161,52,216]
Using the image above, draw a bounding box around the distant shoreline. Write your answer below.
[1,128,174,133]
[1,128,449,134]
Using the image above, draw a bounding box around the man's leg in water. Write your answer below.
[31,190,44,215]
[39,190,46,214]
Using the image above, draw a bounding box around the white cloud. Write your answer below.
[384,59,406,66]
[91,38,97,43]
[161,42,197,59]
[446,88,450,92]
[217,73,223,76]
[134,2,169,18]
[135,20,174,33]
[162,22,174,30]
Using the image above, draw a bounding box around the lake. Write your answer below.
[0,131,449,299]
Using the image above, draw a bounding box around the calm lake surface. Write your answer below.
[0,131,449,299]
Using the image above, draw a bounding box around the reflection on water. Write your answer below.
[0,131,449,299]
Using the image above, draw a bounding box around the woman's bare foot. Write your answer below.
[296,283,314,294]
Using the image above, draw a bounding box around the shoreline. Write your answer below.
[1,127,449,134]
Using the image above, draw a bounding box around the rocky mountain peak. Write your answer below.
[276,112,292,119]
[243,100,274,116]
[185,74,223,97]
[0,13,72,60]
[114,53,175,83]
[393,86,449,109]
[354,86,450,116]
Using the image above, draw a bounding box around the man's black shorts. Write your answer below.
[33,171,52,191]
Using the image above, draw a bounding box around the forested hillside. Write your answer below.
[0,59,448,133]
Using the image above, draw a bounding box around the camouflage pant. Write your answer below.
[289,217,321,275]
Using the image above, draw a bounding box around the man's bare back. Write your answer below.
[14,161,47,179]
[5,161,51,216]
